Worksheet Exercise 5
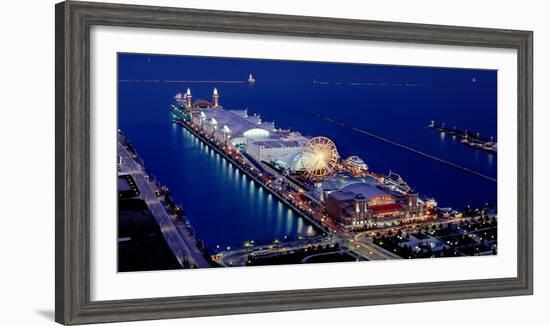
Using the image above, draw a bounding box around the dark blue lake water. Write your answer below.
[118,53,497,249]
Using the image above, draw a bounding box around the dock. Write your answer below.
[428,121,497,154]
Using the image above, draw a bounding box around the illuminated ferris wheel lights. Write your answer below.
[301,136,339,178]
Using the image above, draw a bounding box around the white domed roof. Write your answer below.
[275,151,305,172]
[243,128,270,139]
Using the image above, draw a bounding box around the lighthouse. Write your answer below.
[212,87,220,108]
[248,73,256,84]
[185,87,192,108]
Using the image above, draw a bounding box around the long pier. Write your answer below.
[171,107,403,261]
[312,112,497,183]
[119,79,246,84]
[313,79,423,87]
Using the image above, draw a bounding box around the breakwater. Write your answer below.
[313,112,497,183]
[119,79,246,84]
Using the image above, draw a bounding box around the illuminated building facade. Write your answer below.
[186,89,276,147]
[184,88,192,108]
[212,88,220,108]
[325,182,425,229]
[247,139,305,163]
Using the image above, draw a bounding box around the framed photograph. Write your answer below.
[55,1,533,324]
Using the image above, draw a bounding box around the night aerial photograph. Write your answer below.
[117,53,498,272]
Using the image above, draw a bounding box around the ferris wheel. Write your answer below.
[301,136,339,178]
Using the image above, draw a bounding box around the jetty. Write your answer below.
[428,121,497,154]
[119,79,245,84]
[313,112,497,183]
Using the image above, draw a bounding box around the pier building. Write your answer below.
[185,87,192,108]
[325,183,398,228]
[177,87,224,110]
[247,139,305,163]
[314,175,378,201]
[325,182,424,229]
[212,87,220,108]
[273,151,306,173]
[191,107,276,147]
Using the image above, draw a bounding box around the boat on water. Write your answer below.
[344,155,369,173]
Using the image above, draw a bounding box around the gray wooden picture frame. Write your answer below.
[55,1,533,324]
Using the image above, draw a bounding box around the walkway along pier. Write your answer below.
[312,112,497,183]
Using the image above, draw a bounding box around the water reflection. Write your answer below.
[488,153,494,165]
[285,209,294,235]
[135,121,319,249]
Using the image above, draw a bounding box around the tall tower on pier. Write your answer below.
[212,87,219,108]
[185,88,192,108]
[406,192,420,217]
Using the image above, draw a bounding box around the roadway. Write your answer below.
[353,215,480,239]
[349,234,402,260]
[213,238,335,267]
[315,221,402,260]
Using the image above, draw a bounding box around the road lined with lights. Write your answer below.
[350,235,403,260]
[212,237,338,267]
[118,138,210,268]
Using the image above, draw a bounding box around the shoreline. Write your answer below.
[118,132,212,268]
